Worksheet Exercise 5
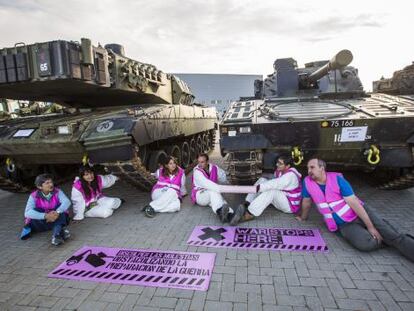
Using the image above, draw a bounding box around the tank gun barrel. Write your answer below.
[307,49,353,83]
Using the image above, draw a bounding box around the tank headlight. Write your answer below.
[58,125,70,134]
[239,126,251,133]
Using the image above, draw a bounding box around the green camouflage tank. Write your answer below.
[0,38,217,192]
[220,50,414,190]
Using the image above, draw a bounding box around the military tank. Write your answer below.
[220,50,414,189]
[0,38,217,192]
[373,62,414,95]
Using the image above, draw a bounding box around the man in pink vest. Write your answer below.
[192,153,236,222]
[230,155,302,225]
[20,174,71,246]
[297,158,414,261]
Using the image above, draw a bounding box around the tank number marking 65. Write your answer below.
[96,120,114,133]
[39,63,49,72]
[321,120,354,128]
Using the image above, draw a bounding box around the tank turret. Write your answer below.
[259,49,363,98]
[0,38,194,108]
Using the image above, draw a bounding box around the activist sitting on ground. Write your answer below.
[192,153,243,223]
[296,158,414,262]
[142,156,187,217]
[20,174,71,246]
[230,155,302,226]
[71,165,123,220]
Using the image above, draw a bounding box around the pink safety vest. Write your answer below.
[151,167,184,199]
[304,172,358,232]
[274,168,302,213]
[25,188,62,224]
[191,164,218,204]
[73,175,103,206]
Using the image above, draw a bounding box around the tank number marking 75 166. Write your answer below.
[321,120,354,128]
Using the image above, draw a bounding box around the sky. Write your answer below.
[0,0,412,91]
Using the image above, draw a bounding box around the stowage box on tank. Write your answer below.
[220,50,414,190]
[0,38,217,192]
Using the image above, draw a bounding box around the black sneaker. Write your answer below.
[218,204,230,223]
[61,228,71,240]
[51,236,64,246]
[143,205,156,218]
[230,204,246,226]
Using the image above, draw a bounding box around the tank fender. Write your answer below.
[81,118,134,141]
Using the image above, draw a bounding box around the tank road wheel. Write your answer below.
[181,141,191,168]
[189,138,197,161]
[147,150,168,173]
[166,145,182,165]
[195,135,203,156]
[210,130,216,150]
[205,131,213,151]
[202,134,209,153]
[137,145,148,165]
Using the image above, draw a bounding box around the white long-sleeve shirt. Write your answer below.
[192,164,227,193]
[154,168,187,196]
[71,174,118,217]
[259,168,301,193]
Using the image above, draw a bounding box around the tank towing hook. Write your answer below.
[366,145,381,165]
[291,147,304,165]
[5,158,15,173]
[82,154,89,166]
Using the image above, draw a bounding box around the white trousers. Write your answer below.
[245,177,292,216]
[150,188,180,213]
[195,190,233,214]
[85,197,122,218]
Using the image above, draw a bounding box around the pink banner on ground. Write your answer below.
[48,246,215,291]
[187,226,328,252]
[218,185,257,194]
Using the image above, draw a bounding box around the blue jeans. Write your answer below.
[30,212,69,237]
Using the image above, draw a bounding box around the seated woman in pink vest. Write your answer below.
[297,158,414,262]
[231,155,302,225]
[20,174,71,246]
[71,165,122,220]
[142,156,186,217]
[192,153,240,223]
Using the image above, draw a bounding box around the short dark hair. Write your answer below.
[197,153,209,161]
[34,174,54,187]
[308,157,326,169]
[277,154,293,167]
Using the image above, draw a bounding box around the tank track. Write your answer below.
[0,172,73,193]
[107,155,201,192]
[105,155,157,191]
[0,175,29,193]
[0,131,216,193]
[378,170,414,190]
[106,132,215,192]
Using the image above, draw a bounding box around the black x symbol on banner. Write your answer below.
[198,227,227,241]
